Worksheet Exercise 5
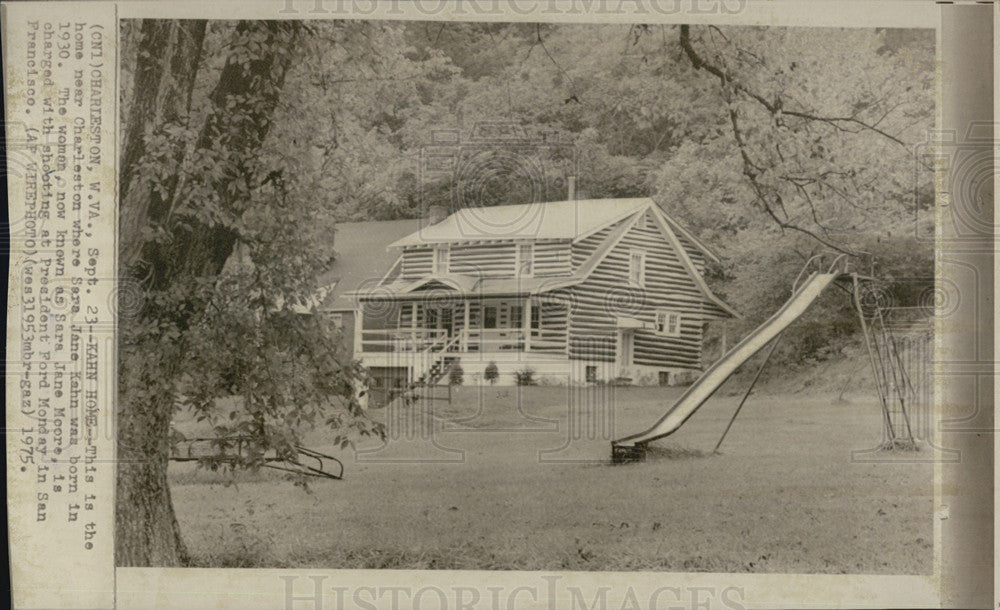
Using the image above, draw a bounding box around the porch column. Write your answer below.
[523,297,532,352]
[354,305,364,355]
[411,302,418,351]
[463,300,470,351]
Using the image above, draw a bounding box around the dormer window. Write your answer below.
[628,248,645,286]
[433,245,449,274]
[517,243,534,276]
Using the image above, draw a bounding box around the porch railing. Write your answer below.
[360,329,449,353]
[462,328,524,351]
[360,327,566,353]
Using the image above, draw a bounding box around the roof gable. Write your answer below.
[540,204,739,319]
[646,209,739,319]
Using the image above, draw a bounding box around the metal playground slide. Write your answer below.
[612,266,844,459]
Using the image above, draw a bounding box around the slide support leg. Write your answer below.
[713,334,783,454]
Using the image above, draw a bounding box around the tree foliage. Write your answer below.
[118,20,430,565]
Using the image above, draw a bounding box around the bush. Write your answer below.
[514,367,536,386]
[484,362,499,385]
[448,363,464,386]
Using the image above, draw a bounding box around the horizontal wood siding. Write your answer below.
[449,243,515,276]
[532,300,568,353]
[533,241,571,277]
[664,230,733,319]
[673,230,706,274]
[568,218,710,369]
[399,241,572,280]
[401,247,433,280]
[572,221,622,271]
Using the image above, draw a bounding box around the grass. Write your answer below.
[170,382,933,573]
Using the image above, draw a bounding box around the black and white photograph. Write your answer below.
[111,16,944,576]
[108,14,950,579]
[4,0,997,606]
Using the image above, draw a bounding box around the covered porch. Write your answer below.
[357,295,568,355]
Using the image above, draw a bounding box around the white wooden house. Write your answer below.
[333,198,738,391]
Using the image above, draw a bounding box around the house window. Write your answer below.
[530,304,540,330]
[629,249,646,286]
[509,305,523,329]
[517,243,534,276]
[434,245,449,274]
[585,365,598,383]
[655,309,682,337]
[329,313,344,330]
[483,305,498,329]
[658,371,670,386]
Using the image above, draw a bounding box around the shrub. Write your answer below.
[448,363,464,386]
[515,367,536,386]
[484,362,499,385]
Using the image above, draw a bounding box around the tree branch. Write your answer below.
[678,25,909,149]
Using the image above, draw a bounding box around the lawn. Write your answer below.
[169,383,933,573]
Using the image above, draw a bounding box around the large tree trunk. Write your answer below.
[116,20,299,566]
[115,386,189,566]
[116,19,206,567]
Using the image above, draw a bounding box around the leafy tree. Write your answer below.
[117,20,409,566]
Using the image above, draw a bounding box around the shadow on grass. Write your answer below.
[645,445,713,460]
[602,444,716,467]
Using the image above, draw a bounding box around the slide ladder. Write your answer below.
[612,255,848,461]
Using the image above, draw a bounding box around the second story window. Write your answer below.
[629,249,645,286]
[434,245,449,274]
[655,309,682,337]
[517,243,534,276]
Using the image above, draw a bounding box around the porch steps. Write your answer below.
[388,335,461,408]
[415,355,458,387]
